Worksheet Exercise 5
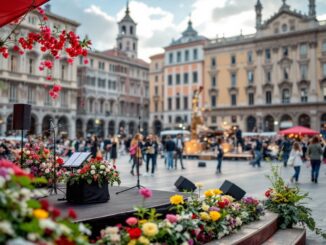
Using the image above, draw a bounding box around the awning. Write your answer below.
[279,126,319,136]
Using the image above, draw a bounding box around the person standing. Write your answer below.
[103,137,112,160]
[90,135,98,159]
[281,136,292,167]
[252,137,262,167]
[307,136,323,183]
[144,135,158,176]
[165,135,175,170]
[289,142,303,183]
[174,134,185,170]
[110,137,118,164]
[215,138,224,173]
[130,133,143,176]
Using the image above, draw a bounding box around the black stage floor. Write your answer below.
[47,186,190,237]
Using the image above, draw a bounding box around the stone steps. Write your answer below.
[262,228,306,245]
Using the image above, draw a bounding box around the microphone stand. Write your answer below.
[116,116,145,195]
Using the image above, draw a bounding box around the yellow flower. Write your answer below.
[128,240,137,245]
[170,195,184,205]
[195,182,204,188]
[33,209,49,219]
[138,236,150,245]
[202,203,209,211]
[204,190,214,198]
[139,219,148,225]
[209,211,221,221]
[142,222,158,237]
[200,212,211,221]
[213,189,223,195]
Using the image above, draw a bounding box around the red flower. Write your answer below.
[265,189,272,198]
[67,58,74,64]
[40,199,49,210]
[192,213,197,219]
[0,160,31,178]
[217,201,226,209]
[46,75,52,81]
[55,236,75,245]
[52,208,61,219]
[67,208,77,219]
[56,157,64,165]
[53,84,62,92]
[95,156,103,161]
[128,227,142,239]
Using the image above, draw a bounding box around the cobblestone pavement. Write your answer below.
[114,154,326,244]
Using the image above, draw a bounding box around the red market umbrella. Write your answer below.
[279,126,319,136]
[0,0,49,28]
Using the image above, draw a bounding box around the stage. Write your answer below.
[46,186,191,237]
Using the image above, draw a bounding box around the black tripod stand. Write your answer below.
[116,116,145,195]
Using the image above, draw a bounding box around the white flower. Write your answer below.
[0,176,5,188]
[79,223,91,236]
[25,150,30,155]
[109,234,121,242]
[0,221,14,235]
[100,171,104,174]
[91,165,96,170]
[58,224,71,235]
[7,238,34,245]
[39,219,57,230]
[90,170,96,175]
[175,224,183,232]
[236,217,242,226]
[202,203,209,211]
[27,233,38,241]
[45,169,50,174]
[100,165,105,169]
[103,227,119,235]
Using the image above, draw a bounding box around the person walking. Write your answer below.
[215,138,224,173]
[103,137,112,160]
[251,137,262,167]
[307,136,323,183]
[289,142,303,183]
[174,134,185,169]
[144,135,159,176]
[165,135,175,170]
[281,136,292,167]
[130,133,143,176]
[110,137,118,164]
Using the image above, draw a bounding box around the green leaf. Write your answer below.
[27,199,41,209]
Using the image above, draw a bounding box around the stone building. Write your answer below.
[0,6,79,138]
[76,4,150,138]
[149,19,208,134]
[203,0,326,132]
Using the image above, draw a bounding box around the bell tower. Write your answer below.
[255,0,263,30]
[116,0,138,58]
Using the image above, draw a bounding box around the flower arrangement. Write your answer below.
[67,157,121,187]
[264,166,326,239]
[16,143,66,183]
[0,160,90,244]
[97,187,264,244]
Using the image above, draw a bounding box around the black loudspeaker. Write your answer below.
[175,176,197,192]
[220,180,246,201]
[198,162,206,167]
[13,104,31,130]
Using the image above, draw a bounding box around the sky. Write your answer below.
[50,0,326,62]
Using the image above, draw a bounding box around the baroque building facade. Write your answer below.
[149,19,207,134]
[203,0,326,132]
[0,6,79,138]
[76,4,150,138]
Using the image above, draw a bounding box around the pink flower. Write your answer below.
[139,188,152,199]
[166,214,178,224]
[126,217,138,226]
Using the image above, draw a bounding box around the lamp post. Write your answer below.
[95,118,100,136]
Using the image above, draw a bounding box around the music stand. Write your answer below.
[63,152,91,168]
[116,116,145,195]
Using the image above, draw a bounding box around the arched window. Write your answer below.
[122,25,126,34]
[130,26,133,35]
[282,23,288,32]
[246,116,256,132]
[264,115,274,132]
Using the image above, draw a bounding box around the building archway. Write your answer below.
[108,121,115,137]
[128,121,136,136]
[86,119,95,136]
[153,120,162,135]
[298,114,310,128]
[280,114,293,129]
[58,116,69,137]
[42,115,53,137]
[263,115,274,132]
[97,119,105,138]
[119,121,126,136]
[142,122,148,136]
[246,116,256,132]
[28,114,37,135]
[76,119,83,138]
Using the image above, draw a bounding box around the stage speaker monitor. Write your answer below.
[220,180,246,201]
[198,162,206,167]
[13,104,31,130]
[175,176,197,192]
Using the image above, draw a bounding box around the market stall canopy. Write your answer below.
[279,126,319,136]
[0,0,49,28]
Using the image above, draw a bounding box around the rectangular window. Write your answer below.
[183,73,188,84]
[98,79,106,88]
[248,71,254,84]
[90,59,94,67]
[177,52,181,63]
[248,93,254,105]
[300,43,308,58]
[79,56,83,65]
[231,54,236,65]
[45,90,52,106]
[185,50,189,61]
[231,94,237,106]
[211,57,216,67]
[247,51,253,63]
[61,64,66,80]
[265,48,271,62]
[300,64,308,80]
[193,49,198,60]
[266,91,272,104]
[266,71,272,82]
[168,116,172,123]
[10,56,18,72]
[283,67,289,80]
[176,74,181,85]
[60,90,68,107]
[176,97,180,110]
[98,61,105,70]
[155,75,158,82]
[154,102,158,112]
[300,88,308,103]
[211,95,216,108]
[183,96,188,110]
[154,86,158,95]
[168,98,172,110]
[169,53,173,64]
[9,84,17,102]
[184,115,188,123]
[27,86,35,104]
[211,116,217,124]
[29,58,35,74]
[282,46,288,57]
[192,71,198,83]
[211,76,216,87]
[282,89,290,104]
[168,75,173,85]
[231,73,237,87]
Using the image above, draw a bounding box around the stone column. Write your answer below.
[309,41,318,102]
[291,44,300,103]
[69,117,76,139]
[256,48,263,104]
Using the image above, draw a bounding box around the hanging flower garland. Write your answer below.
[0,6,91,99]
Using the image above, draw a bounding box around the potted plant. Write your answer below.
[66,157,121,204]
